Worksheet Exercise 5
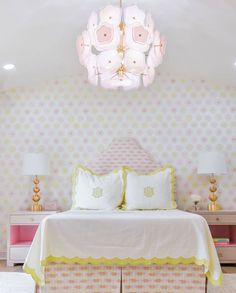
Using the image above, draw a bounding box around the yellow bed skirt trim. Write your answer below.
[23,264,42,285]
[23,256,223,287]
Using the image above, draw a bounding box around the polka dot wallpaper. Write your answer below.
[0,73,236,254]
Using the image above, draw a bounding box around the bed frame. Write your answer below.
[35,137,208,293]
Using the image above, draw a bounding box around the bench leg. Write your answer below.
[205,277,208,293]
[35,284,40,293]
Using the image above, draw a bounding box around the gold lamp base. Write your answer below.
[208,202,218,211]
[208,175,220,211]
[31,175,43,212]
[32,203,42,211]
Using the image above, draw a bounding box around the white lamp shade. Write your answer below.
[197,152,227,175]
[22,153,50,176]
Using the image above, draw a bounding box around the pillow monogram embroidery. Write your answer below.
[144,186,154,197]
[92,187,103,198]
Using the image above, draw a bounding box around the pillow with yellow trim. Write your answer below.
[72,165,124,210]
[124,166,177,210]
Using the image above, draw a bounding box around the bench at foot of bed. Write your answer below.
[36,263,206,293]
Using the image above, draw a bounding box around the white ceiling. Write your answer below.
[0,0,236,89]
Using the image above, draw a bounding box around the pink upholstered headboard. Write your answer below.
[88,137,159,173]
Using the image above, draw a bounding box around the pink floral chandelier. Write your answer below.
[76,1,166,90]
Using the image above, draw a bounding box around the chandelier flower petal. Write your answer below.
[147,31,167,68]
[76,31,91,66]
[87,12,98,44]
[94,23,120,51]
[124,49,146,74]
[99,5,121,25]
[97,50,122,75]
[124,5,145,25]
[143,66,155,87]
[87,55,98,86]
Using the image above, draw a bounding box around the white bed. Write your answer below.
[23,138,222,293]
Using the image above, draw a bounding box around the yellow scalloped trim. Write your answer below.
[24,256,223,287]
[122,165,177,209]
[23,264,42,286]
[71,164,125,209]
[41,256,207,267]
[206,270,224,286]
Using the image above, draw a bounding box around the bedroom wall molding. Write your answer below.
[0,73,236,253]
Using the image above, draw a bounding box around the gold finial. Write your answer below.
[117,44,125,54]
[117,64,125,77]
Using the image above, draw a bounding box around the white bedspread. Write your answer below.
[23,209,222,286]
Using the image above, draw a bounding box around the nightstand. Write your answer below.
[190,210,236,264]
[7,211,57,266]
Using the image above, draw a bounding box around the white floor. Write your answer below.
[0,272,35,293]
[208,274,236,293]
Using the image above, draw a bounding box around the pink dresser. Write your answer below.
[190,210,236,264]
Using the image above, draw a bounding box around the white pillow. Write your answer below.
[72,165,124,210]
[124,166,177,210]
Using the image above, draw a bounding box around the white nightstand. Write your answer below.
[7,211,57,266]
[190,210,236,264]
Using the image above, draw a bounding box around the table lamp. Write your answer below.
[22,153,50,211]
[197,151,227,211]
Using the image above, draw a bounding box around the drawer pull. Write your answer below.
[216,217,220,221]
[30,218,35,222]
[218,253,223,257]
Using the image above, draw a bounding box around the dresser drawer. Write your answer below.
[201,214,236,225]
[10,214,49,224]
[10,246,29,261]
[216,246,236,262]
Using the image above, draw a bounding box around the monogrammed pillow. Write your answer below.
[124,166,177,210]
[72,165,124,210]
